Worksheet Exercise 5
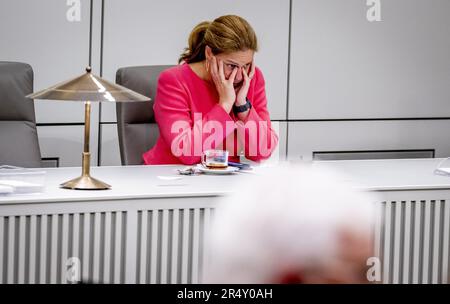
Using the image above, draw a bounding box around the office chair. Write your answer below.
[115,65,173,165]
[0,62,42,168]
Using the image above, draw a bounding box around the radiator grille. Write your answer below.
[377,200,450,284]
[1,201,449,284]
[135,208,213,284]
[0,212,127,284]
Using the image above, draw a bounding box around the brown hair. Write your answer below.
[179,15,258,64]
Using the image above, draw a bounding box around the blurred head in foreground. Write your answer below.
[204,164,378,284]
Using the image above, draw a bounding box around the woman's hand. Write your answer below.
[235,61,255,107]
[209,56,238,114]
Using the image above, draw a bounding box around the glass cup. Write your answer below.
[201,150,229,169]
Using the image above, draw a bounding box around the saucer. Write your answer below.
[195,164,239,175]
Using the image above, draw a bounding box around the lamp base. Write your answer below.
[60,175,111,190]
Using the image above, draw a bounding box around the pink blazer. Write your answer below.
[143,63,278,165]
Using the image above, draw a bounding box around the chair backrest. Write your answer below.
[0,62,42,168]
[116,65,173,165]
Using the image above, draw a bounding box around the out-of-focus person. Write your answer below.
[203,163,379,284]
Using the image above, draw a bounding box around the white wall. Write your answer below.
[101,0,290,122]
[1,0,449,166]
[287,0,450,161]
[289,0,450,119]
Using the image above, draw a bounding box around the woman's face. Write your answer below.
[206,47,254,88]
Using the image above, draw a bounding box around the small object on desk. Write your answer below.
[202,150,229,169]
[0,165,23,170]
[228,161,252,170]
[435,167,450,177]
[0,184,14,195]
[434,158,450,177]
[157,175,183,181]
[177,166,199,176]
[0,180,44,194]
[0,166,46,193]
[195,164,239,175]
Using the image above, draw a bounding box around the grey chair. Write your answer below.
[116,65,173,165]
[0,62,42,168]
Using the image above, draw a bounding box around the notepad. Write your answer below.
[0,180,44,194]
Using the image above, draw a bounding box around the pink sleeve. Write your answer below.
[154,71,236,165]
[236,68,279,162]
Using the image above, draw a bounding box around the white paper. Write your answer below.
[0,180,44,194]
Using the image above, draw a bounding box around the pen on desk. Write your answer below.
[228,161,252,170]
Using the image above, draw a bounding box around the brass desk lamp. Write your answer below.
[27,67,150,190]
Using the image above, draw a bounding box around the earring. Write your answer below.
[205,61,210,73]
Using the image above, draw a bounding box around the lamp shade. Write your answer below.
[26,67,150,102]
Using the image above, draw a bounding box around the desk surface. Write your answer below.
[313,158,450,191]
[0,165,243,205]
[1,158,450,205]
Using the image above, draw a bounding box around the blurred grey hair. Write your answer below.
[203,163,378,283]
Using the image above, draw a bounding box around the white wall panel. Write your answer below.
[275,122,288,162]
[0,0,95,123]
[288,120,450,161]
[289,0,450,119]
[37,124,99,167]
[99,124,121,166]
[101,0,290,122]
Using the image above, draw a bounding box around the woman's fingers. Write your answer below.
[229,67,238,84]
[209,57,237,111]
[210,56,219,81]
[218,59,226,83]
[249,60,256,79]
[241,68,251,90]
[240,68,249,90]
[242,67,249,82]
[235,67,252,104]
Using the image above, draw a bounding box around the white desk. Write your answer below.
[1,160,450,284]
[315,158,450,284]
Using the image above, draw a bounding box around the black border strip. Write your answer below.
[313,149,435,155]
[88,0,93,66]
[97,0,105,166]
[41,157,60,168]
[285,0,293,159]
[96,118,450,124]
[37,123,85,127]
[313,149,435,159]
[100,0,105,77]
[272,117,450,122]
[39,117,450,127]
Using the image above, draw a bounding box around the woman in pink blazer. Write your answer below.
[143,15,278,165]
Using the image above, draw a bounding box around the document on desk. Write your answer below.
[0,184,14,194]
[435,167,450,176]
[0,180,44,194]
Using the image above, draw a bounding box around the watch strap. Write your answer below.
[233,98,252,114]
